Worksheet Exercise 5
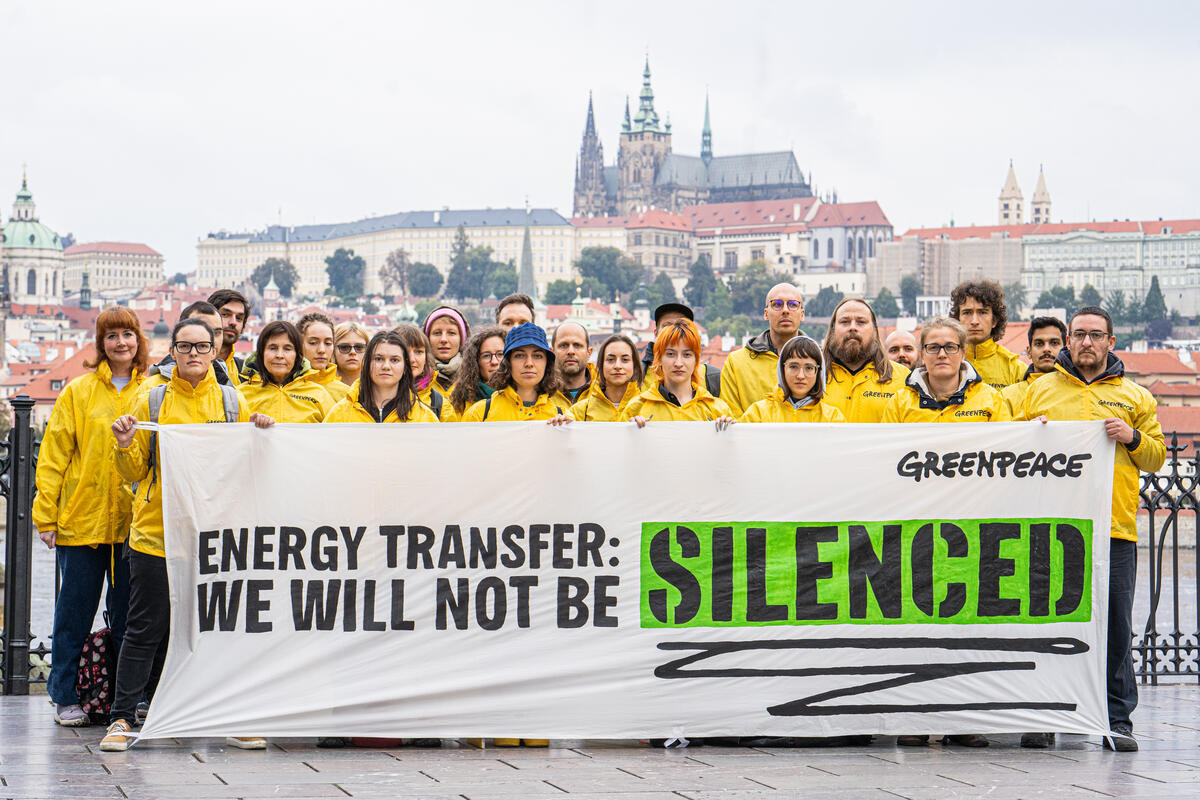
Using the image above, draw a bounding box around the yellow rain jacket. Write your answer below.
[1017,352,1165,542]
[223,353,244,386]
[568,380,640,421]
[33,362,146,546]
[417,379,457,422]
[824,359,910,423]
[115,368,250,557]
[739,387,845,423]
[461,386,570,422]
[882,364,1011,423]
[965,337,1025,390]
[324,381,438,423]
[237,371,334,423]
[719,330,782,416]
[309,364,350,403]
[1001,366,1045,417]
[618,383,735,422]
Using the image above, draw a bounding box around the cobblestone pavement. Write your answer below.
[1,686,1197,800]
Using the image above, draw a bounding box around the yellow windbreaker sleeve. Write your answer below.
[31,378,80,533]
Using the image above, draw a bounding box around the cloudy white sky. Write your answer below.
[3,1,1197,274]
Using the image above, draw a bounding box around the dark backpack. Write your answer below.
[76,625,115,724]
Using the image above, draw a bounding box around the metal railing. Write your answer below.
[1,395,1198,693]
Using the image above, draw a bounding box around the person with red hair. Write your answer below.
[620,319,735,425]
[33,306,150,727]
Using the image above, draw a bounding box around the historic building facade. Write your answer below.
[1,175,65,306]
[573,59,813,218]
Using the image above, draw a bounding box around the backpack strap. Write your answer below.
[705,366,722,397]
[219,383,240,422]
[145,385,168,487]
[430,390,444,419]
[483,396,492,421]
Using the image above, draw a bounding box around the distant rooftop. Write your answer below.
[205,208,571,244]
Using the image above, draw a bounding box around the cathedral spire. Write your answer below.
[622,96,631,132]
[630,55,661,133]
[701,92,713,164]
[584,91,596,138]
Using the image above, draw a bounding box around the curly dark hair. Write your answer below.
[950,280,1008,341]
[449,326,507,414]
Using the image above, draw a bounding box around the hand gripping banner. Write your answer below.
[138,421,1115,741]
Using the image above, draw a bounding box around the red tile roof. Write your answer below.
[1155,406,1200,436]
[900,218,1200,241]
[544,302,634,321]
[807,201,891,229]
[688,198,818,231]
[1115,350,1198,377]
[572,210,690,232]
[64,242,162,257]
[19,345,97,402]
[1146,380,1200,396]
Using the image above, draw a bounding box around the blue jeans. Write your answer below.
[47,543,130,706]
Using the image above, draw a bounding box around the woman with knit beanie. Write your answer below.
[422,306,470,393]
[393,323,454,421]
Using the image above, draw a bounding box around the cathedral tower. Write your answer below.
[998,161,1024,224]
[1030,165,1051,224]
[572,93,607,217]
[617,57,672,215]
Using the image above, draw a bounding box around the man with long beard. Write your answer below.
[822,298,910,422]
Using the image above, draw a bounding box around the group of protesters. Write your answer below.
[32,279,1163,754]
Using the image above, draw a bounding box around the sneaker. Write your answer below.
[226,736,267,750]
[54,704,91,727]
[135,701,150,725]
[1104,724,1138,752]
[316,737,349,748]
[99,720,135,752]
[1021,732,1055,749]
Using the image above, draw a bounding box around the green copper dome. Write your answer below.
[3,177,62,251]
[2,219,62,251]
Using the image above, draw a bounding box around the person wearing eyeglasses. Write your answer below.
[448,326,507,420]
[299,312,349,403]
[881,316,1009,425]
[718,284,805,416]
[101,318,274,753]
[324,331,438,424]
[333,322,370,388]
[238,320,335,423]
[738,334,844,423]
[1017,306,1164,753]
[950,280,1024,390]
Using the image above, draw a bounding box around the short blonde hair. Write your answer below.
[919,316,967,348]
[334,321,370,344]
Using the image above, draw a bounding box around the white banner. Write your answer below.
[139,421,1114,741]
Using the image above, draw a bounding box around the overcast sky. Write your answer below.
[3,1,1198,274]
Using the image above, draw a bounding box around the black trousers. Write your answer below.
[110,549,170,725]
[1107,538,1137,729]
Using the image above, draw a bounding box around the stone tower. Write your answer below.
[1030,165,1051,224]
[1,172,65,306]
[572,93,607,217]
[617,57,672,215]
[998,161,1024,225]
[700,92,713,165]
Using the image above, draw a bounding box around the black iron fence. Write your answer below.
[1,393,1198,693]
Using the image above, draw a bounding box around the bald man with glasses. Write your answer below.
[719,283,806,416]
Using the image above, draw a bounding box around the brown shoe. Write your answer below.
[896,735,929,746]
[943,734,989,747]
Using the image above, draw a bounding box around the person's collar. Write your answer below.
[1054,348,1125,385]
[746,329,774,355]
[966,337,999,361]
[908,363,980,409]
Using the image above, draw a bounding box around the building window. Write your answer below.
[633,233,642,246]
[751,248,765,261]
[847,236,854,260]
[813,239,819,260]
[868,237,875,258]
[724,251,738,270]
[826,238,834,259]
[26,269,36,296]
[857,237,864,259]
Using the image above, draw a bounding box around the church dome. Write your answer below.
[2,219,62,251]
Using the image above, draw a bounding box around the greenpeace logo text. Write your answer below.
[1098,399,1135,413]
[897,450,1093,482]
